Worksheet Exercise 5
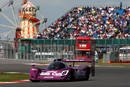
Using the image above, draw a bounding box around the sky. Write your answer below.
[0,0,130,40]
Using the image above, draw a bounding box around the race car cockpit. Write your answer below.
[47,61,67,70]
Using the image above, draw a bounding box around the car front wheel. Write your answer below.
[30,79,40,82]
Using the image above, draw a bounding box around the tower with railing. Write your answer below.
[18,0,40,39]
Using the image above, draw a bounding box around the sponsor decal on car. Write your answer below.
[44,76,54,79]
[40,70,69,76]
[40,72,50,76]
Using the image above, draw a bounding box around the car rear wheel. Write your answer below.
[85,67,90,80]
[86,73,90,80]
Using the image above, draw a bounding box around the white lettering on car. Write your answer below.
[40,71,68,76]
[40,72,50,75]
[52,72,62,76]
[44,76,54,78]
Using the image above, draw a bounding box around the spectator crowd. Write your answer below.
[37,6,130,39]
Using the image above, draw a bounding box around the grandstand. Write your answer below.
[38,6,130,39]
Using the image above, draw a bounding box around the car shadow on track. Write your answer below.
[30,79,95,83]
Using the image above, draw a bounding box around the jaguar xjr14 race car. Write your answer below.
[29,59,95,82]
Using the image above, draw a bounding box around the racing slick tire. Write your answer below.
[66,70,74,81]
[85,67,90,80]
[30,79,40,82]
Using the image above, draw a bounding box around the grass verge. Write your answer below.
[0,72,29,82]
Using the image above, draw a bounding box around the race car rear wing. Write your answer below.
[63,59,92,63]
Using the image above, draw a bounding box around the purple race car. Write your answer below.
[29,59,94,82]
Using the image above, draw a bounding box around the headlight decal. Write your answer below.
[62,70,69,76]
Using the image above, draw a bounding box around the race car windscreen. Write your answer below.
[47,62,66,70]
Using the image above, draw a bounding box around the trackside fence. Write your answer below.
[0,39,130,63]
[17,39,75,62]
[0,39,75,63]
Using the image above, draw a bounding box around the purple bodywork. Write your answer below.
[29,59,93,82]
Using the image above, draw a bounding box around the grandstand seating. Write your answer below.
[39,6,130,39]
